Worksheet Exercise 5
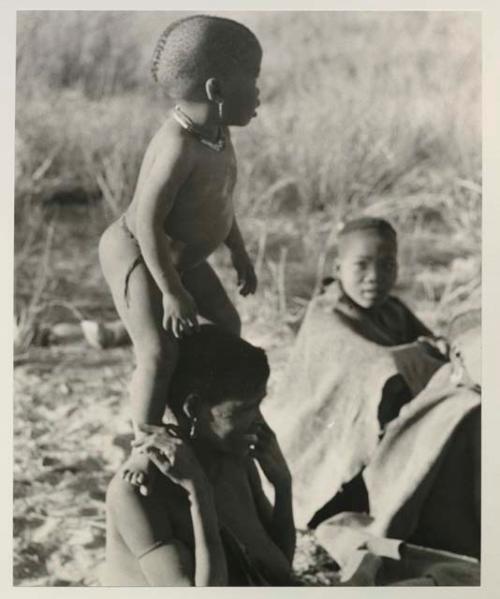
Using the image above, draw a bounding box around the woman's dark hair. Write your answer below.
[169,324,270,407]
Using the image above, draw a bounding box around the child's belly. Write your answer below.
[169,232,229,272]
[125,199,234,272]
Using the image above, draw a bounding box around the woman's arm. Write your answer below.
[106,473,194,585]
[140,474,228,586]
[137,433,228,585]
[271,477,295,564]
[187,475,228,586]
[247,459,295,564]
[249,421,296,563]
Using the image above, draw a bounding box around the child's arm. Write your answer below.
[135,135,199,337]
[394,297,449,358]
[224,217,257,296]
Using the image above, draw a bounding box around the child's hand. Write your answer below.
[231,250,257,296]
[249,419,291,489]
[162,288,199,338]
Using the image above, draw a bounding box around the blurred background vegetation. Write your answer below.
[15,10,481,350]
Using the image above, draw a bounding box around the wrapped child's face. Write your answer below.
[336,231,398,309]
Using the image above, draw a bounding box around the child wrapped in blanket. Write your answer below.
[304,216,451,527]
[310,260,480,546]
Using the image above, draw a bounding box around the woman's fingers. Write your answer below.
[173,318,183,338]
[187,315,200,332]
[147,446,171,471]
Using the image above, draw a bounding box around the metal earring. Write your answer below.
[189,416,198,439]
[217,100,224,121]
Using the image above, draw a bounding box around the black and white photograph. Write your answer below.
[9,4,491,589]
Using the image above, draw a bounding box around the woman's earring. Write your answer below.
[189,416,198,439]
[217,100,224,121]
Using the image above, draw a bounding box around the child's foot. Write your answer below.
[121,449,157,496]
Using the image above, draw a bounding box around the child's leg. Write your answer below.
[99,220,178,493]
[182,261,241,336]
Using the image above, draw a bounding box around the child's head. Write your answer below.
[168,324,270,455]
[448,308,481,387]
[335,217,398,309]
[151,15,262,126]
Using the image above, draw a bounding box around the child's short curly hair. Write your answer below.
[151,15,262,100]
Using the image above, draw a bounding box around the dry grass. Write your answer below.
[15,11,481,333]
[14,10,481,585]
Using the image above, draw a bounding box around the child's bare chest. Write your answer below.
[176,144,236,209]
[164,146,237,243]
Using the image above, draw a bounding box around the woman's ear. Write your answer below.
[182,392,201,420]
[205,77,223,103]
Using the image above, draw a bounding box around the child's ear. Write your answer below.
[205,78,223,103]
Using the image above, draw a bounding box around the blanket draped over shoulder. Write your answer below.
[264,283,445,528]
[315,364,480,583]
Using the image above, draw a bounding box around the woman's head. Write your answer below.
[151,15,262,125]
[169,325,270,455]
[335,217,398,309]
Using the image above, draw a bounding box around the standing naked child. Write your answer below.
[99,15,262,496]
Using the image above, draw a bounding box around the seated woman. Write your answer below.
[103,325,295,586]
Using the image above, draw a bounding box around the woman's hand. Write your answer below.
[133,429,207,493]
[249,419,291,489]
[231,250,257,296]
[162,287,199,338]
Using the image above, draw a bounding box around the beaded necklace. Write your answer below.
[173,105,226,152]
